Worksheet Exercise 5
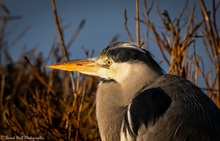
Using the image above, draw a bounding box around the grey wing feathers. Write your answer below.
[121,87,171,140]
[122,74,220,141]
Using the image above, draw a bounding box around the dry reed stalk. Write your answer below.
[124,9,134,41]
[67,19,86,49]
[199,0,220,107]
[136,0,140,46]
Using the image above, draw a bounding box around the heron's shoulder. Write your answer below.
[152,74,191,84]
[146,74,200,91]
[121,87,172,140]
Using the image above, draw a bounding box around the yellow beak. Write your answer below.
[47,57,103,76]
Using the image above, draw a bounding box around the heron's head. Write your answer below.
[48,41,164,84]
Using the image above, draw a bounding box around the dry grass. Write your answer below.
[0,0,219,140]
[141,0,220,107]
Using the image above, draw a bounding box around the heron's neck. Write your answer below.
[96,82,125,141]
[119,64,164,104]
[96,64,163,141]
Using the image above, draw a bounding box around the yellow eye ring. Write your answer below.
[106,59,112,65]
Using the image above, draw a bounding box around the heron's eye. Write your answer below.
[106,59,112,66]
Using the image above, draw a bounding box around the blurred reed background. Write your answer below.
[0,0,219,140]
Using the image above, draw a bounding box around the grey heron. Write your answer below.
[48,41,220,141]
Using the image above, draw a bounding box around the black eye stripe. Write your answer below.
[99,41,164,73]
[101,47,148,63]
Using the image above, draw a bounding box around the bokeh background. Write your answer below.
[2,0,212,71]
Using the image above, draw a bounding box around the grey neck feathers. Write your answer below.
[96,82,125,141]
[120,63,164,104]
